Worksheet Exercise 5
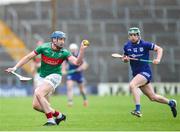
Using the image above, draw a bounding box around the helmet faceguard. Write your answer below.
[128,27,141,43]
[50,31,66,48]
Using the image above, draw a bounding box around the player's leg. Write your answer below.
[34,74,66,126]
[34,82,57,125]
[32,74,46,112]
[78,82,88,107]
[140,83,177,117]
[66,80,74,106]
[129,74,148,117]
[32,94,44,113]
[45,74,66,125]
[33,93,66,124]
[32,93,54,113]
[140,83,169,103]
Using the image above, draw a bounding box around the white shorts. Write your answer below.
[36,74,62,90]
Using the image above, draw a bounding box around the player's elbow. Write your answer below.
[158,46,163,53]
[74,60,83,66]
[155,45,163,53]
[160,47,163,54]
[76,61,82,66]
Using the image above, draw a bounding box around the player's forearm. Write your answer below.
[156,47,163,61]
[76,49,85,65]
[77,64,87,71]
[14,55,32,69]
[61,62,67,73]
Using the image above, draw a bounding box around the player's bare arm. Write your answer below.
[5,51,37,72]
[68,41,89,65]
[76,61,88,72]
[61,61,68,75]
[153,45,163,64]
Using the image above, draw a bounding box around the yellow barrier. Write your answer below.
[0,20,31,74]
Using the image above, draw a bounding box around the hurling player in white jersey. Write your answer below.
[6,31,89,126]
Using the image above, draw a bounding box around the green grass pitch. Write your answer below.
[0,95,179,131]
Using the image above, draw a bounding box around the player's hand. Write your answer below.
[153,59,160,64]
[122,56,130,63]
[80,40,89,50]
[5,67,17,73]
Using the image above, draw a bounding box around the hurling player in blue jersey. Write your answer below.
[62,43,89,107]
[122,27,177,118]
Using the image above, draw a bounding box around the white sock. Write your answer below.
[56,113,62,119]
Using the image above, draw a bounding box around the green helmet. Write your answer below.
[128,27,141,36]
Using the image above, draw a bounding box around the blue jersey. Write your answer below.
[67,54,84,83]
[123,40,155,81]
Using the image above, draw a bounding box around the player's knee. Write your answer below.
[32,103,40,110]
[79,88,83,92]
[129,83,136,90]
[34,89,42,98]
[67,87,72,91]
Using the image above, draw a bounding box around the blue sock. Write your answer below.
[168,100,174,107]
[135,104,141,112]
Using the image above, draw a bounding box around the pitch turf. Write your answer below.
[0,95,179,131]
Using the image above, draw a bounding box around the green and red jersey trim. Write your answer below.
[34,50,64,65]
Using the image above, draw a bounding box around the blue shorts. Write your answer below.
[139,72,152,84]
[67,75,84,84]
[133,71,152,84]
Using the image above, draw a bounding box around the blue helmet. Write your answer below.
[50,31,66,39]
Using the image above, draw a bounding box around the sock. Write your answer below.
[53,110,62,119]
[168,100,174,107]
[68,99,73,103]
[81,92,87,100]
[53,111,59,117]
[45,112,55,123]
[46,112,53,119]
[135,104,141,112]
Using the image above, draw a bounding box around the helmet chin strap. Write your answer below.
[52,43,63,49]
[55,43,63,48]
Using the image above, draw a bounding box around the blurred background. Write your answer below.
[0,0,180,96]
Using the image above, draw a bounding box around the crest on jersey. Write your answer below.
[133,48,138,52]
[139,47,144,52]
[58,53,63,57]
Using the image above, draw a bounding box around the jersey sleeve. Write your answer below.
[34,45,43,55]
[63,50,72,59]
[123,45,128,56]
[145,42,155,50]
